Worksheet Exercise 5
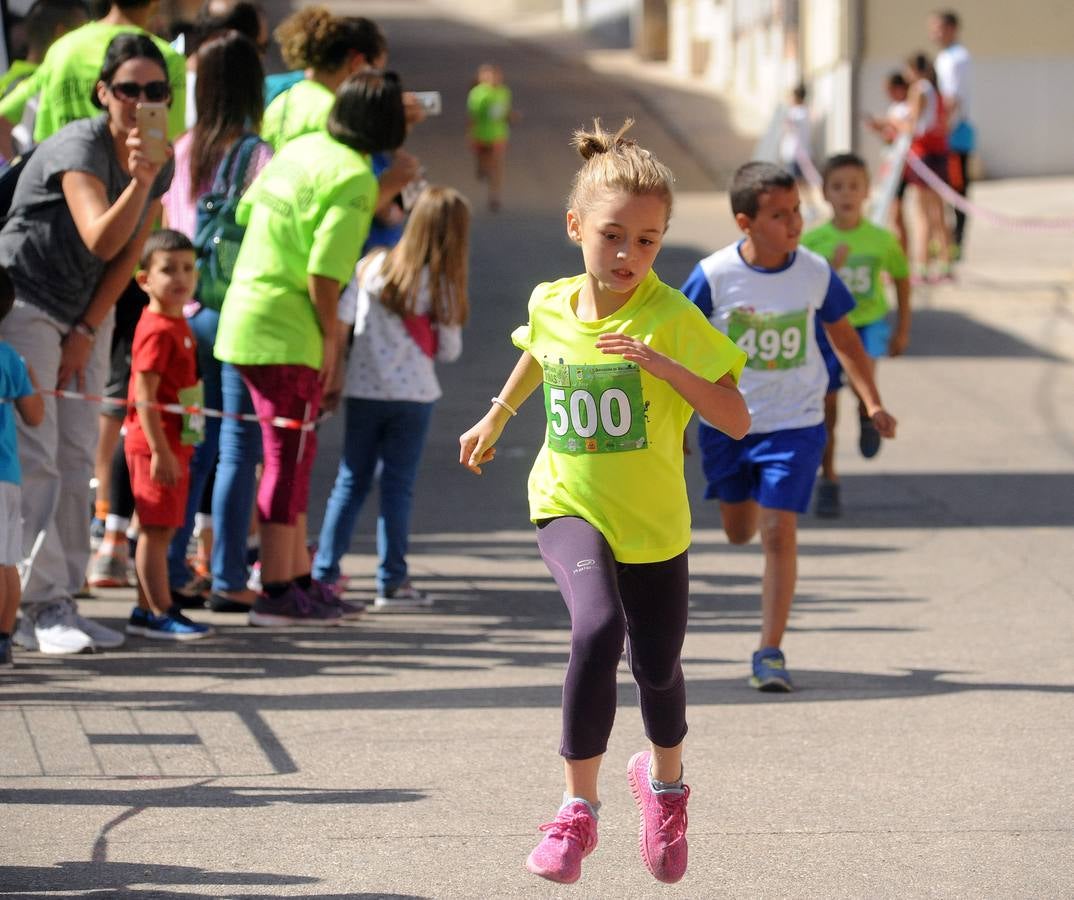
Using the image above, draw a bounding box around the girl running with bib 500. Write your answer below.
[459,119,750,886]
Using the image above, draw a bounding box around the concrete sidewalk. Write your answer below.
[1,2,1072,897]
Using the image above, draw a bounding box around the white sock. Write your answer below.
[561,794,600,819]
[650,767,685,794]
[104,514,130,533]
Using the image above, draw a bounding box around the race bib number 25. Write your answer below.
[728,308,808,371]
[543,361,648,455]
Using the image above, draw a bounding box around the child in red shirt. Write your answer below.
[124,230,212,641]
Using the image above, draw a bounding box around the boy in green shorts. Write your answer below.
[802,153,911,517]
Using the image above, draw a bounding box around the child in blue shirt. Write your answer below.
[0,266,44,667]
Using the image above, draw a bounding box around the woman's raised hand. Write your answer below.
[126,127,171,187]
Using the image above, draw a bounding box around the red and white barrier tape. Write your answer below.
[42,388,319,431]
[794,139,1074,233]
[794,142,825,191]
[902,152,1074,232]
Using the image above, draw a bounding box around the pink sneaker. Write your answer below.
[627,750,690,883]
[525,800,598,884]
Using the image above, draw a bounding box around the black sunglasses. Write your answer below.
[110,80,170,103]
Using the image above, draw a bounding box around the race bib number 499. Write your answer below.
[728,308,808,371]
[543,361,648,455]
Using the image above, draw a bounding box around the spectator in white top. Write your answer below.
[778,83,819,220]
[313,186,470,610]
[930,8,974,253]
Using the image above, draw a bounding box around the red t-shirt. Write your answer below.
[124,310,199,458]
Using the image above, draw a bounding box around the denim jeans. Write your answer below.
[313,397,434,593]
[167,306,221,587]
[210,362,261,593]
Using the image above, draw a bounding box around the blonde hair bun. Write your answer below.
[567,118,674,222]
[571,118,637,161]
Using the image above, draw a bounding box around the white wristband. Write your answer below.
[490,396,517,417]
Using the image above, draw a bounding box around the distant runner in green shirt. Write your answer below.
[0,0,186,157]
[466,62,515,212]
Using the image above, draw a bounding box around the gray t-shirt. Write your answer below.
[0,114,173,325]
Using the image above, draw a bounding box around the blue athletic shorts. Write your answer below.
[698,422,827,513]
[821,319,890,393]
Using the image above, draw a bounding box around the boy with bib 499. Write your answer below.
[681,161,896,693]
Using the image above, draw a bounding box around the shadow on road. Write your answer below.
[0,857,424,898]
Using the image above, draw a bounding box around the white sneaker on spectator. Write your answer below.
[373,583,434,611]
[33,601,95,654]
[74,612,125,649]
[246,561,262,593]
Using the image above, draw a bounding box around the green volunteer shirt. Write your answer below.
[0,21,187,141]
[466,82,511,143]
[801,219,909,327]
[512,269,746,564]
[214,131,377,370]
[260,78,334,152]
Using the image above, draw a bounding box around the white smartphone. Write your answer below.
[401,174,429,212]
[412,91,442,116]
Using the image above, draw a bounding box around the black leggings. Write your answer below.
[109,434,135,520]
[536,516,690,760]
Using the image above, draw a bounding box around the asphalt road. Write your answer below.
[1,2,1072,897]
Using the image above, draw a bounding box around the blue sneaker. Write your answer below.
[859,415,882,459]
[126,606,154,636]
[144,608,213,641]
[750,647,793,692]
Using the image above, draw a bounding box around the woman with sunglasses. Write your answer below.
[0,32,174,655]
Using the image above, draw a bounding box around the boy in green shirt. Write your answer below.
[802,152,911,517]
[0,0,186,157]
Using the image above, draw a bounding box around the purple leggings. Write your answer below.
[536,516,690,760]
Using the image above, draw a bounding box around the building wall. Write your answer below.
[661,0,1074,177]
[857,1,1074,176]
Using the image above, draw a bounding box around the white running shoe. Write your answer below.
[32,601,95,654]
[373,583,434,611]
[74,612,126,649]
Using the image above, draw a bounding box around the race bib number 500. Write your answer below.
[543,361,648,455]
[728,308,808,371]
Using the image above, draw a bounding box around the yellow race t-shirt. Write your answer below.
[0,22,187,141]
[513,270,746,564]
[213,131,377,370]
[260,78,335,152]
